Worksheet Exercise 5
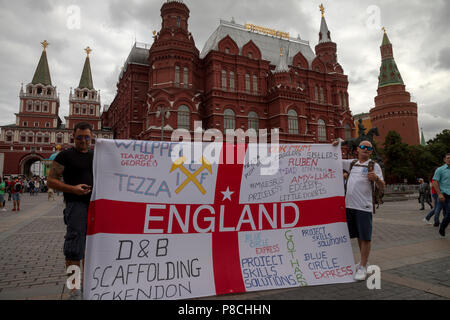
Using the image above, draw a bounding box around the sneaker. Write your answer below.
[354,265,367,281]
[1,208,6,212]
[67,289,83,300]
[422,218,433,225]
[12,208,16,212]
[439,228,445,238]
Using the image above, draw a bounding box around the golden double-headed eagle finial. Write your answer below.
[382,26,386,33]
[85,46,92,57]
[319,4,325,17]
[41,40,49,51]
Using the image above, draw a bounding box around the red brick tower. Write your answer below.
[143,0,202,140]
[370,29,420,145]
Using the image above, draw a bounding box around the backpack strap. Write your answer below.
[345,159,358,194]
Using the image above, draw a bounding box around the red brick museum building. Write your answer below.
[102,0,355,144]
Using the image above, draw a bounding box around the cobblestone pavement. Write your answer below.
[0,193,449,300]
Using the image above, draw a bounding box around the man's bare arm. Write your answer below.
[47,161,91,196]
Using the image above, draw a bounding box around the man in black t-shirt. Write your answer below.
[47,122,94,300]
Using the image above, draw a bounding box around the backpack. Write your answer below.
[346,160,384,214]
[14,183,22,192]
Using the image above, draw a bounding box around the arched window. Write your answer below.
[320,87,325,104]
[318,119,327,142]
[248,111,259,131]
[224,109,235,131]
[230,71,235,92]
[288,109,298,134]
[253,75,258,94]
[221,70,227,91]
[175,66,180,86]
[245,74,251,93]
[177,105,190,130]
[183,67,189,88]
[56,133,63,144]
[6,131,13,142]
[34,101,41,112]
[314,86,319,102]
[344,124,352,140]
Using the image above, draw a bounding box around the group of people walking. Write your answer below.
[0,176,56,212]
[419,155,450,238]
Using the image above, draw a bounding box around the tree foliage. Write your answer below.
[379,129,449,184]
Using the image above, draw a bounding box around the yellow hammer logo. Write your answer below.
[170,157,212,195]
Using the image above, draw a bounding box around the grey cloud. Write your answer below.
[437,47,450,70]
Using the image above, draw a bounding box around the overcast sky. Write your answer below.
[0,0,449,142]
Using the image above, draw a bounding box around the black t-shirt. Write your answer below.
[54,147,94,204]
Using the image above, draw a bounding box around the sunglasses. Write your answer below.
[75,135,91,141]
[359,145,373,151]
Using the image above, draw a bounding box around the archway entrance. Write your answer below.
[20,155,44,178]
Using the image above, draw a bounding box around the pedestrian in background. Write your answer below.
[423,169,443,227]
[433,153,450,237]
[10,177,23,212]
[418,178,432,210]
[0,177,6,212]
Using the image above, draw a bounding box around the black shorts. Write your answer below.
[346,208,373,241]
[63,202,89,261]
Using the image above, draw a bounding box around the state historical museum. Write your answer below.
[102,0,355,144]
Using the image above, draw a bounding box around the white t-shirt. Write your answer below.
[343,159,384,213]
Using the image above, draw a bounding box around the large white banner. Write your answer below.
[84,140,355,300]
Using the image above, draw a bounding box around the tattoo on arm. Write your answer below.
[49,161,64,180]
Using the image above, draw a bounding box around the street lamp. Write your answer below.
[156,106,170,141]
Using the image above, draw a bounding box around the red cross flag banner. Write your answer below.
[84,139,356,300]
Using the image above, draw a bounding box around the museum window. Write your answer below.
[344,124,352,140]
[222,70,227,91]
[288,109,298,134]
[245,74,251,93]
[177,105,190,130]
[248,111,259,132]
[314,86,319,102]
[224,109,235,131]
[229,71,235,92]
[320,87,324,104]
[253,75,258,94]
[175,66,180,86]
[183,67,189,88]
[318,119,327,142]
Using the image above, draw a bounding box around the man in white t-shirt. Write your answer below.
[333,139,385,281]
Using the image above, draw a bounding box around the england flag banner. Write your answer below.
[84,139,356,300]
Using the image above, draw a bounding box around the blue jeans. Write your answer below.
[426,193,443,224]
[439,196,450,233]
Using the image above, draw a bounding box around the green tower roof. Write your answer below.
[378,31,404,88]
[31,45,52,86]
[78,56,94,90]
